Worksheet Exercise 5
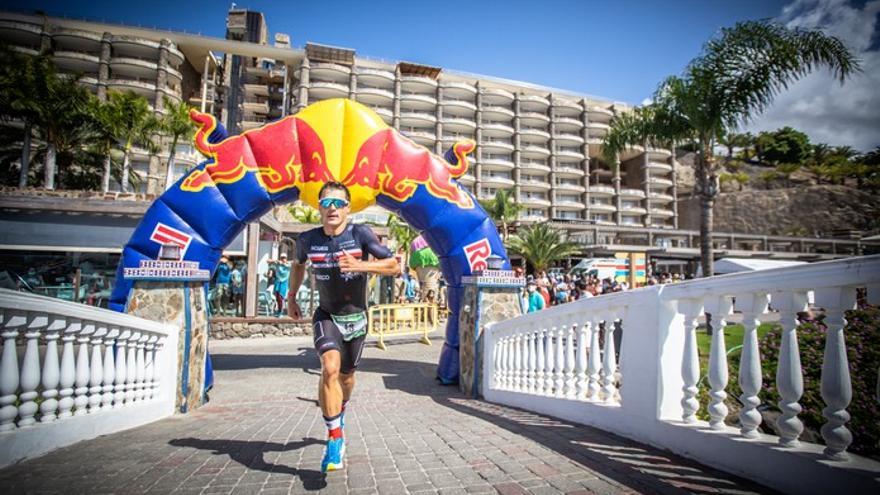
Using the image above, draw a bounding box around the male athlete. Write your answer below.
[288,181,400,473]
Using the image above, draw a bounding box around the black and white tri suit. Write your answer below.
[296,223,393,373]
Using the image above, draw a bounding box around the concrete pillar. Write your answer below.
[281,64,290,116]
[155,39,171,115]
[581,98,591,222]
[392,68,401,129]
[200,55,211,113]
[671,145,679,229]
[245,224,260,318]
[512,93,522,203]
[435,84,443,155]
[295,57,309,113]
[97,33,112,102]
[643,143,652,227]
[474,81,483,194]
[39,21,52,55]
[548,95,557,220]
[348,69,357,100]
[613,153,622,225]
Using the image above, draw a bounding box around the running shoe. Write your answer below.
[321,437,345,472]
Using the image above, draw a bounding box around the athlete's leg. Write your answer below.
[319,350,343,417]
[339,372,355,402]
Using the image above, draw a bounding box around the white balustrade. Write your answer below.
[0,288,177,468]
[481,256,880,495]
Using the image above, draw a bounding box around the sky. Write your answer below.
[2,0,877,151]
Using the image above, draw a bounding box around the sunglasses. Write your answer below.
[318,197,350,209]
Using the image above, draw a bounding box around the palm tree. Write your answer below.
[386,213,418,256]
[506,223,581,273]
[36,73,95,190]
[603,20,859,277]
[289,203,321,224]
[0,48,43,187]
[478,188,523,241]
[159,96,195,190]
[104,90,158,192]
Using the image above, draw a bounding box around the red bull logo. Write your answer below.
[180,100,475,211]
[464,238,491,272]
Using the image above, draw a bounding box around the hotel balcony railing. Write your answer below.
[0,289,179,468]
[482,256,880,494]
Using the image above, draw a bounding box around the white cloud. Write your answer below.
[745,0,880,152]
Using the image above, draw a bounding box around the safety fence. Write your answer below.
[0,289,179,468]
[482,255,880,494]
[368,303,439,350]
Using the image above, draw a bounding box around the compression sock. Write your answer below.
[324,413,343,440]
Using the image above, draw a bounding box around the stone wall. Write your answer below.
[676,185,880,236]
[210,318,312,339]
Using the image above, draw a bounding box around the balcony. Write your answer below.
[52,51,100,74]
[310,62,351,79]
[243,100,269,114]
[618,188,646,199]
[551,97,581,112]
[440,81,477,96]
[587,122,610,139]
[399,111,437,125]
[588,202,617,212]
[0,20,41,50]
[521,144,550,157]
[555,182,586,193]
[481,175,515,187]
[554,133,584,145]
[400,93,437,108]
[402,129,436,145]
[356,86,394,105]
[619,205,648,215]
[519,111,550,124]
[441,116,477,131]
[556,149,585,161]
[520,161,551,173]
[554,199,585,210]
[554,116,583,129]
[481,87,514,105]
[482,158,515,170]
[51,27,102,52]
[111,35,160,60]
[106,78,156,98]
[646,161,673,172]
[400,75,438,90]
[555,166,585,177]
[647,177,674,187]
[649,192,674,203]
[520,180,551,191]
[243,83,269,97]
[372,107,393,123]
[588,185,615,196]
[355,67,395,85]
[519,94,550,111]
[521,197,552,207]
[649,206,675,217]
[587,105,614,122]
[482,123,514,136]
[648,147,673,160]
[458,173,476,184]
[481,139,515,152]
[441,99,477,112]
[309,81,349,99]
[481,105,514,119]
[520,128,550,140]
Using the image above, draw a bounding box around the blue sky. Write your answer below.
[1,0,789,104]
[2,0,877,149]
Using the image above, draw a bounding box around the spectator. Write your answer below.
[404,269,420,303]
[527,282,545,313]
[555,278,569,305]
[269,254,291,317]
[213,256,232,316]
[230,260,245,316]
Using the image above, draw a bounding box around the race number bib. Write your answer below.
[331,311,368,341]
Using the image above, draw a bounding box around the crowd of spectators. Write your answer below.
[523,268,688,313]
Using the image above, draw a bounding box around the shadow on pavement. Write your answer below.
[168,438,328,490]
[210,350,773,494]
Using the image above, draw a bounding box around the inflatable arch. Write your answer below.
[109,98,510,384]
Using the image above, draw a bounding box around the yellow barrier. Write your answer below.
[368,303,439,350]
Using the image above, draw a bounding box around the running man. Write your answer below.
[288,181,400,473]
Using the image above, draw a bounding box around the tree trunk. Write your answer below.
[501,219,508,241]
[18,122,31,188]
[164,135,179,191]
[44,142,56,190]
[699,194,714,278]
[121,147,131,193]
[101,153,111,192]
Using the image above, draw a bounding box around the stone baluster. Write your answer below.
[144,336,158,400]
[1,310,27,431]
[602,316,618,403]
[507,334,516,390]
[494,335,504,389]
[544,324,555,395]
[499,335,508,390]
[554,324,565,398]
[73,322,94,416]
[535,329,546,395]
[135,334,148,402]
[19,312,46,427]
[88,324,107,413]
[816,286,857,460]
[125,332,140,404]
[734,292,769,438]
[114,329,131,408]
[512,334,523,392]
[527,330,537,393]
[40,315,66,423]
[576,321,588,399]
[102,327,119,410]
[680,299,704,423]
[772,291,809,446]
[587,317,602,401]
[57,319,81,419]
[705,296,734,430]
[564,323,576,398]
[520,332,529,393]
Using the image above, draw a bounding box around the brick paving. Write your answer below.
[0,335,773,494]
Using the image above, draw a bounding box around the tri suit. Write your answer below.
[296,223,393,373]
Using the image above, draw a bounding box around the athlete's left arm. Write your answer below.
[338,225,400,276]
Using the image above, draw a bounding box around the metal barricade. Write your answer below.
[368,303,439,350]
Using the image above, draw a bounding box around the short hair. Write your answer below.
[318,181,351,202]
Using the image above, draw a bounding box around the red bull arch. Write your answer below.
[109,98,510,384]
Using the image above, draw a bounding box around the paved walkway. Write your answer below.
[0,336,772,495]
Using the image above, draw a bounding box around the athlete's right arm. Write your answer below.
[287,262,306,319]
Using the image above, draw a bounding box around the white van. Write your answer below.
[568,258,619,280]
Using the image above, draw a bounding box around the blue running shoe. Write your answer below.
[321,437,345,472]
